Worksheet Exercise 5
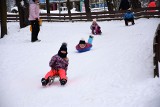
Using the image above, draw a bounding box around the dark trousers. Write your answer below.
[124,18,135,26]
[30,20,40,42]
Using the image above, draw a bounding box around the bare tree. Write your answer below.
[0,0,7,38]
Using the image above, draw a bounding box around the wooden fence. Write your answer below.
[6,7,160,22]
[153,24,160,78]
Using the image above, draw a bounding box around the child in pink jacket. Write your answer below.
[90,19,102,35]
[41,43,69,86]
[28,0,40,42]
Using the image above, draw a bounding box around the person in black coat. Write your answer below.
[119,0,130,10]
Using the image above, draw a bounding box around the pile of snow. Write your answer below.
[0,18,160,107]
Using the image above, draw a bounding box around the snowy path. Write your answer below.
[0,18,160,107]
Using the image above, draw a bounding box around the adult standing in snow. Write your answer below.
[119,0,130,10]
[28,0,40,42]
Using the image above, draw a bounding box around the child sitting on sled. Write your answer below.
[41,42,69,86]
[90,19,102,35]
[76,35,93,53]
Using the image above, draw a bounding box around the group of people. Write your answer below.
[28,0,157,86]
[40,24,98,86]
[28,0,157,42]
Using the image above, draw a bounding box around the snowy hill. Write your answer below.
[0,18,160,107]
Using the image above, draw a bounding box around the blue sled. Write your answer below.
[77,47,92,53]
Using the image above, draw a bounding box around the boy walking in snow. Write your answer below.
[41,43,69,86]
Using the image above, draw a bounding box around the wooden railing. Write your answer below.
[153,24,160,78]
[6,7,160,22]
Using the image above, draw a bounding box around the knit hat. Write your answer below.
[59,42,67,52]
[93,18,97,22]
[128,8,132,11]
[79,39,86,44]
[58,42,68,58]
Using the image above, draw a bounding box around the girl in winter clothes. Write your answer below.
[90,19,102,35]
[41,43,69,86]
[28,0,40,42]
[123,8,135,26]
[76,36,93,53]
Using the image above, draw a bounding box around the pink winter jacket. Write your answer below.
[28,3,40,21]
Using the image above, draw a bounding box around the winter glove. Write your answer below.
[35,18,38,21]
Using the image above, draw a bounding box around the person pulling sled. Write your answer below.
[41,43,69,86]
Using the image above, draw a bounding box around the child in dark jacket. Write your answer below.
[41,43,69,86]
[123,8,135,26]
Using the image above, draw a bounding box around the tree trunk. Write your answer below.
[16,0,29,28]
[0,0,7,38]
[113,0,121,11]
[106,0,114,11]
[66,0,71,20]
[46,0,50,15]
[84,0,90,13]
[130,0,141,9]
[84,0,91,20]
[24,0,29,26]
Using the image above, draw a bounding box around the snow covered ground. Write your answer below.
[0,18,160,107]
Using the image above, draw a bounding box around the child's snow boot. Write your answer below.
[60,79,67,85]
[88,35,94,44]
[41,78,48,86]
[48,76,55,85]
